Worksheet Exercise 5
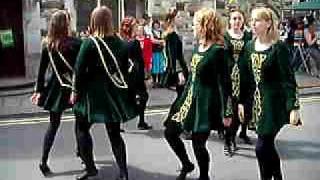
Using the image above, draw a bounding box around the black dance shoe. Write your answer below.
[223,144,233,157]
[182,131,192,140]
[76,169,98,180]
[137,122,152,130]
[232,140,239,152]
[218,130,224,140]
[115,175,128,180]
[197,176,210,180]
[176,163,195,180]
[39,163,53,177]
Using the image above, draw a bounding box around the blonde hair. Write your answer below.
[46,10,70,51]
[194,8,224,46]
[251,7,279,43]
[90,6,113,37]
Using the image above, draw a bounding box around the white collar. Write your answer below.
[255,39,272,52]
[228,29,244,40]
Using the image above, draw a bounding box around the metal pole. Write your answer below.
[118,0,125,30]
[97,0,101,7]
[214,0,217,11]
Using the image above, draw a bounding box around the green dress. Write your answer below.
[161,31,188,87]
[73,36,138,123]
[240,40,299,135]
[35,37,81,112]
[127,39,147,95]
[165,44,227,133]
[224,31,252,102]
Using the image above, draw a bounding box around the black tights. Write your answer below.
[224,103,239,146]
[224,102,243,145]
[105,123,128,178]
[137,90,148,125]
[164,125,210,179]
[75,115,128,177]
[224,101,250,146]
[152,74,162,84]
[176,84,185,99]
[255,134,282,180]
[41,111,62,164]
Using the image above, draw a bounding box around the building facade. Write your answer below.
[0,0,144,81]
[0,1,29,78]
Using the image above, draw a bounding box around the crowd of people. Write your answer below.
[81,11,171,89]
[279,16,320,77]
[31,5,302,180]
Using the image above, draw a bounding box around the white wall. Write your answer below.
[23,0,42,79]
[64,0,77,32]
[23,0,41,54]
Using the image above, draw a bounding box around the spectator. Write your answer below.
[305,20,320,77]
[151,20,166,87]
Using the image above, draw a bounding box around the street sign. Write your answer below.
[0,29,14,48]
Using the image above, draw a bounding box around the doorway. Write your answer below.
[0,1,25,78]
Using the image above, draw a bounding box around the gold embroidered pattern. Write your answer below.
[225,96,233,117]
[230,40,244,57]
[172,54,202,122]
[231,65,240,98]
[230,40,244,98]
[294,87,300,108]
[250,53,266,128]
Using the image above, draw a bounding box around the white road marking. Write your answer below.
[0,109,170,127]
[1,95,319,127]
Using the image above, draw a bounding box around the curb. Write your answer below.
[0,104,171,120]
[0,84,320,97]
[0,81,35,91]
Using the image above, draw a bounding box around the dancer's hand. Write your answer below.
[238,104,245,123]
[69,91,77,105]
[31,92,40,105]
[223,117,232,127]
[178,72,185,85]
[290,110,302,126]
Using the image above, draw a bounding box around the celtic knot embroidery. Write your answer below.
[172,54,202,122]
[230,40,244,99]
[230,40,244,56]
[294,87,300,108]
[231,64,240,98]
[250,53,266,128]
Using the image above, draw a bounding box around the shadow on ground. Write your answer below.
[124,129,164,139]
[48,160,198,180]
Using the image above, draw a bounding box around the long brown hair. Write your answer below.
[90,6,113,37]
[194,8,224,46]
[120,16,137,41]
[46,10,70,51]
[163,8,178,30]
[228,8,246,30]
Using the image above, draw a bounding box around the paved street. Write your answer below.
[1,0,320,179]
[0,96,320,180]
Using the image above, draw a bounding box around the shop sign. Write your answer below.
[0,29,15,48]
